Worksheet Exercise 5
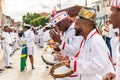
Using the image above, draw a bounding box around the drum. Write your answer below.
[41,53,58,66]
[50,62,74,78]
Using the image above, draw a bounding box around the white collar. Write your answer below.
[86,29,97,41]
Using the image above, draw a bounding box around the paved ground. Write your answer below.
[0,45,54,80]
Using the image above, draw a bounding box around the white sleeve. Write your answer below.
[59,36,83,56]
[2,33,11,45]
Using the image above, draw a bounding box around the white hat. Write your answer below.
[3,24,9,27]
[24,24,31,27]
[111,0,120,9]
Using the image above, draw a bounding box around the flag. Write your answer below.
[20,23,27,71]
[20,41,27,71]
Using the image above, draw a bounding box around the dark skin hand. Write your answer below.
[64,60,70,68]
[103,72,116,80]
[49,29,61,44]
[9,43,13,46]
[56,54,69,61]
[55,54,70,68]
[54,46,61,51]
[1,37,5,40]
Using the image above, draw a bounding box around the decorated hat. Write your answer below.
[52,11,71,25]
[78,8,96,21]
[111,0,120,9]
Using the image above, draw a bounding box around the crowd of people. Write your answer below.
[0,0,120,80]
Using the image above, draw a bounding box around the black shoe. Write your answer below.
[10,54,13,57]
[46,66,49,68]
[32,66,35,69]
[9,63,13,64]
[5,66,13,69]
[40,46,43,48]
[0,69,4,71]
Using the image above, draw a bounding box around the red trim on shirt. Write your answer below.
[90,31,97,39]
[69,75,78,77]
[62,42,66,50]
[74,40,84,58]
[74,60,77,72]
[108,55,116,71]
[73,31,97,72]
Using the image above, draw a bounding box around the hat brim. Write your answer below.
[79,16,95,22]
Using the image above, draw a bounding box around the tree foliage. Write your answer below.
[30,16,49,27]
[23,12,49,27]
[23,13,41,24]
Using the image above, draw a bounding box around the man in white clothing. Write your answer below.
[1,25,13,69]
[103,0,120,80]
[49,11,82,80]
[61,8,114,80]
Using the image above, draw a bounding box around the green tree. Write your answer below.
[30,16,49,27]
[23,13,41,24]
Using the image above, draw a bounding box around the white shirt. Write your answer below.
[70,29,114,80]
[109,24,119,37]
[59,23,83,57]
[43,30,51,42]
[10,32,16,42]
[24,29,35,47]
[2,31,12,48]
[56,23,83,80]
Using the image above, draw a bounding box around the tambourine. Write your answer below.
[41,53,58,66]
[50,62,74,78]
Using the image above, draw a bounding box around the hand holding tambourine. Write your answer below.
[50,60,73,78]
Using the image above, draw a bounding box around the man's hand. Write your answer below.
[54,46,61,51]
[118,36,120,42]
[64,60,70,68]
[1,37,5,40]
[9,43,13,46]
[56,54,69,61]
[103,72,116,80]
[49,29,61,44]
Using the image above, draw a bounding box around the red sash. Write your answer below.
[74,31,97,58]
[73,31,115,72]
[70,31,97,77]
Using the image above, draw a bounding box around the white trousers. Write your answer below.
[3,46,10,67]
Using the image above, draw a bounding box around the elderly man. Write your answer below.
[49,11,82,80]
[61,8,115,80]
[103,0,120,80]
